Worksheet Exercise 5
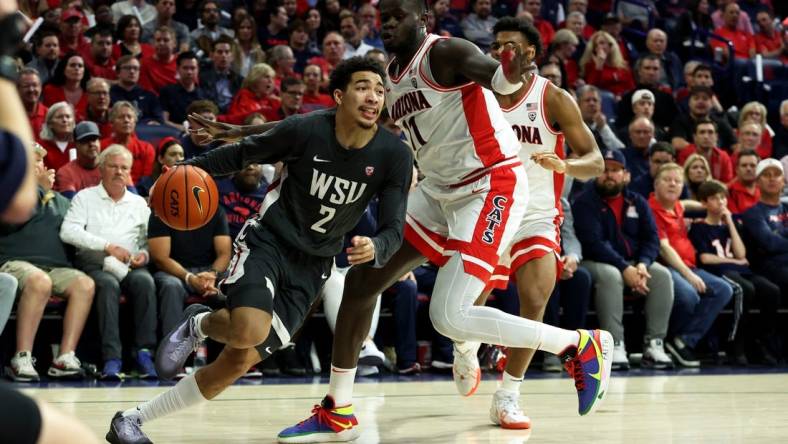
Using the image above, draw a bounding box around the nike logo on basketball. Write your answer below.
[313,155,331,163]
[330,419,354,430]
[192,186,205,214]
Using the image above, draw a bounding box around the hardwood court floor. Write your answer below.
[22,373,788,443]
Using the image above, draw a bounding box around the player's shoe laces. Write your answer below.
[278,395,360,443]
[106,411,152,444]
[155,304,211,380]
[452,341,481,397]
[559,329,613,416]
[489,389,531,429]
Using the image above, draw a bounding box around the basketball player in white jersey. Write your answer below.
[187,1,613,440]
[456,17,605,430]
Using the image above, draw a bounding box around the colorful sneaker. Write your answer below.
[155,304,211,380]
[559,329,613,416]
[48,350,83,378]
[8,351,39,382]
[278,395,360,443]
[489,389,531,429]
[106,411,152,444]
[136,349,158,379]
[452,341,481,397]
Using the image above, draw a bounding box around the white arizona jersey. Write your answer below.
[385,33,521,186]
[501,75,565,221]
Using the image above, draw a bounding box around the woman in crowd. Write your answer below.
[232,14,266,78]
[549,29,581,89]
[580,30,635,98]
[683,153,712,201]
[222,63,280,124]
[42,52,89,117]
[738,101,774,159]
[37,102,77,171]
[304,7,325,54]
[113,14,154,59]
[136,137,185,198]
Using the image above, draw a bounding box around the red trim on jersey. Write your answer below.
[500,76,538,112]
[387,34,434,84]
[484,236,563,291]
[450,158,521,188]
[541,81,561,135]
[461,84,506,168]
[554,133,566,218]
[417,37,475,92]
[404,216,450,266]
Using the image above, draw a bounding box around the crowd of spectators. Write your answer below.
[2,0,788,381]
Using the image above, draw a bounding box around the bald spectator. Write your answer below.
[308,31,346,82]
[578,85,625,151]
[82,28,117,81]
[78,78,113,139]
[100,101,155,184]
[301,64,334,112]
[461,0,497,52]
[139,26,179,93]
[339,10,374,59]
[258,4,289,50]
[18,68,48,139]
[111,0,157,26]
[727,150,761,215]
[160,52,207,131]
[110,56,164,125]
[55,122,102,198]
[645,29,683,92]
[199,36,243,113]
[142,0,191,53]
[27,28,61,84]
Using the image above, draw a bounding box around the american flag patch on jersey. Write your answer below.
[526,102,538,110]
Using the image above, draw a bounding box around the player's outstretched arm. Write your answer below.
[188,113,281,144]
[532,84,603,180]
[428,37,533,91]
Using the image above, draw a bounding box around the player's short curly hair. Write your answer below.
[492,16,543,59]
[328,56,387,96]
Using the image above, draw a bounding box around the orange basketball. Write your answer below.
[150,165,219,231]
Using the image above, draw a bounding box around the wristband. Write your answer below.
[491,64,522,95]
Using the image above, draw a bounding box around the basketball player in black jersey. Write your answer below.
[105,57,413,444]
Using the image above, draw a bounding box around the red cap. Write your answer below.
[158,136,180,156]
[61,8,84,22]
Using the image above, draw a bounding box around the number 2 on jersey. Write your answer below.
[311,205,336,233]
[401,116,427,148]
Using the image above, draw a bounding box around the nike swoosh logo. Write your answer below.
[330,419,354,430]
[321,273,329,279]
[192,186,205,214]
[313,155,331,163]
[264,346,273,354]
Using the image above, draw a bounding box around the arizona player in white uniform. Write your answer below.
[458,17,605,430]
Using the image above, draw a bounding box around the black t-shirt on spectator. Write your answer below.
[159,84,208,126]
[110,84,164,124]
[148,206,230,269]
[668,113,737,151]
[688,221,750,276]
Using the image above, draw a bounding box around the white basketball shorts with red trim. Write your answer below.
[404,163,528,284]
[486,213,564,291]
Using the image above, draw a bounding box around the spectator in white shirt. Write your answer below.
[60,145,158,380]
[111,0,158,26]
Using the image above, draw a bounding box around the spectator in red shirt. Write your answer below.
[648,163,733,367]
[711,0,753,34]
[17,68,48,139]
[710,2,755,61]
[273,77,306,120]
[100,101,155,184]
[139,26,178,93]
[38,102,76,171]
[82,28,117,81]
[268,45,299,90]
[78,78,113,139]
[55,121,102,198]
[113,15,155,60]
[308,31,346,89]
[301,63,334,112]
[683,153,712,201]
[59,8,91,57]
[738,101,774,159]
[754,9,783,60]
[223,63,281,124]
[549,29,581,89]
[678,118,734,183]
[562,10,595,42]
[520,0,556,46]
[737,122,769,161]
[580,30,635,98]
[727,149,760,214]
[42,53,89,118]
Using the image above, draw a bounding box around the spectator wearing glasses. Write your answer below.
[79,78,113,138]
[110,56,164,125]
[17,68,48,139]
[274,77,306,120]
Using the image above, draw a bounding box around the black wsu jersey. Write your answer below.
[186,109,414,266]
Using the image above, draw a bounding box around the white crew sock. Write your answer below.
[500,370,523,394]
[327,365,357,407]
[123,374,207,424]
[194,312,210,340]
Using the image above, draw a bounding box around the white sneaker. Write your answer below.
[489,389,531,429]
[642,338,674,369]
[612,341,630,370]
[9,351,40,382]
[357,365,379,376]
[452,341,481,396]
[48,351,82,378]
[358,339,385,367]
